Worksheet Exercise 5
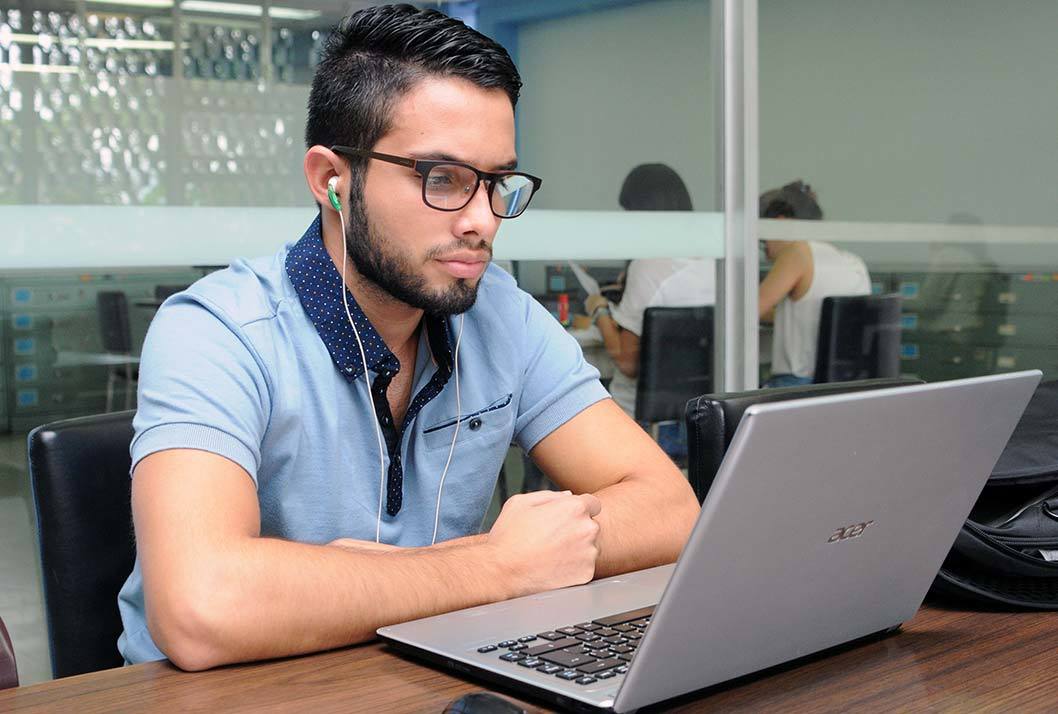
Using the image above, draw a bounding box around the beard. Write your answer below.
[343,195,489,316]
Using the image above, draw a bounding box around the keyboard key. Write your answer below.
[539,649,597,669]
[518,635,538,642]
[556,626,583,636]
[477,645,497,653]
[615,665,629,674]
[584,640,610,650]
[617,654,633,662]
[593,606,655,628]
[518,657,544,668]
[500,652,525,662]
[611,644,635,655]
[498,640,517,648]
[576,622,602,631]
[626,633,642,641]
[595,628,619,638]
[538,664,563,674]
[596,670,616,679]
[536,631,565,641]
[577,658,623,674]
[604,636,628,645]
[612,624,634,633]
[508,643,527,651]
[575,676,598,685]
[525,637,580,657]
[575,632,601,642]
[556,670,581,681]
[567,643,600,655]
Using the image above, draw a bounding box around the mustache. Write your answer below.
[426,239,493,261]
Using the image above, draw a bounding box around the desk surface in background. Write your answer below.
[3,603,1058,713]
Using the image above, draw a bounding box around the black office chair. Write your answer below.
[685,378,923,503]
[0,615,17,689]
[813,294,903,383]
[635,306,714,439]
[96,291,138,412]
[28,411,136,678]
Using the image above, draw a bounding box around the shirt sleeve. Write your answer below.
[513,296,610,453]
[129,294,273,485]
[609,259,659,337]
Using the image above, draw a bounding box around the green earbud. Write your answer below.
[327,177,341,211]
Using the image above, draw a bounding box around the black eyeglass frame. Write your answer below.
[331,145,543,218]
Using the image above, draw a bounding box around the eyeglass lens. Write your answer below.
[424,164,535,217]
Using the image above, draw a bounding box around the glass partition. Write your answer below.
[478,0,720,494]
[757,0,1058,388]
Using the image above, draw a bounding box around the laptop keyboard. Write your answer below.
[476,605,655,686]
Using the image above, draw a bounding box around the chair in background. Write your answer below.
[27,411,136,678]
[685,378,922,503]
[635,306,714,440]
[814,294,903,383]
[0,614,17,689]
[96,291,138,412]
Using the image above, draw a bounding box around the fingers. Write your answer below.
[513,490,571,507]
[504,490,602,521]
[577,493,602,518]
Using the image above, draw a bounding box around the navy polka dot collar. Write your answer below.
[284,214,454,383]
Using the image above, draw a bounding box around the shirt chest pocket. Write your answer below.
[421,393,514,450]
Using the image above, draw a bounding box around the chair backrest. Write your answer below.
[813,293,903,383]
[96,291,132,354]
[28,411,136,679]
[154,284,189,302]
[635,306,714,423]
[685,378,923,503]
[0,615,16,690]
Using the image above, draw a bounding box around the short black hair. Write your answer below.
[618,163,693,211]
[305,4,521,175]
[759,180,823,219]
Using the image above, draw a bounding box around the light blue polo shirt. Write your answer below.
[116,216,609,664]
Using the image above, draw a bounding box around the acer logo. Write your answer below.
[827,521,874,543]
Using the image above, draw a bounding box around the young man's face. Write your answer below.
[352,76,516,314]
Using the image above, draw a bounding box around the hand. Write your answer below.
[584,294,609,317]
[485,490,602,597]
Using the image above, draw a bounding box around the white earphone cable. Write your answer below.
[431,312,463,545]
[335,190,464,547]
[337,202,388,544]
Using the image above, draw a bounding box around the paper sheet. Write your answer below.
[567,261,600,296]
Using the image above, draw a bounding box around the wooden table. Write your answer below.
[3,602,1057,713]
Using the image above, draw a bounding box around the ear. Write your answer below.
[304,146,345,211]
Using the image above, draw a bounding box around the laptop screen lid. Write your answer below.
[614,371,1040,712]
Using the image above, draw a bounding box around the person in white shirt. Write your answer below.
[758,181,871,387]
[586,164,715,458]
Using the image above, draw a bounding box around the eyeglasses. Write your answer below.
[331,146,542,219]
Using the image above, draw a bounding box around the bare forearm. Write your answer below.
[149,535,509,670]
[591,473,699,579]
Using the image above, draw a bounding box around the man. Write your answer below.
[118,4,699,671]
[758,180,871,387]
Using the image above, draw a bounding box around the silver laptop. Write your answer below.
[378,372,1040,712]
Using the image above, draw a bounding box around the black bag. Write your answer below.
[933,379,1058,608]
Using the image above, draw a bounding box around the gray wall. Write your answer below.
[515,0,1058,226]
[516,0,716,212]
[760,0,1058,226]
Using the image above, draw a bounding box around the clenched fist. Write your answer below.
[486,490,602,597]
